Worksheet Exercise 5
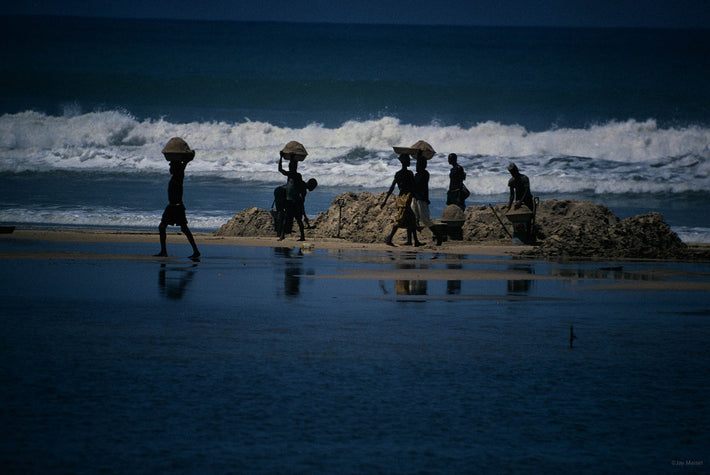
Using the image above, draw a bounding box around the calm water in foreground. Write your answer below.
[1,239,708,473]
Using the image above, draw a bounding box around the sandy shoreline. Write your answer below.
[0,228,533,256]
[3,227,710,260]
[2,228,710,292]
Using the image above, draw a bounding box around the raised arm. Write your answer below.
[278,155,288,177]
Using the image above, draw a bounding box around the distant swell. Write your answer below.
[1,109,709,194]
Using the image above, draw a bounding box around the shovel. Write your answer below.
[489,204,513,239]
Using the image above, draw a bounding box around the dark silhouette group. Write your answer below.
[274,141,317,241]
[154,137,537,255]
[381,141,466,247]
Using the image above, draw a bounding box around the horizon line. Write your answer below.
[3,13,708,31]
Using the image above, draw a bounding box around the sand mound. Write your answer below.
[214,207,275,237]
[215,192,689,260]
[527,200,687,259]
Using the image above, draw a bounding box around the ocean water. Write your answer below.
[1,16,709,241]
[1,241,709,472]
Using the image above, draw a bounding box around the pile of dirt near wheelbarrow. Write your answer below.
[215,192,696,260]
[522,199,688,260]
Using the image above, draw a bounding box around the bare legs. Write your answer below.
[384,226,422,247]
[278,201,305,241]
[155,223,200,258]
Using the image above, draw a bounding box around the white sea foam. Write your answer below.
[675,227,710,244]
[1,110,709,194]
[3,206,709,243]
[0,207,229,232]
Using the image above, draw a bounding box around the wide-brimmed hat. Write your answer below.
[281,141,308,160]
[162,137,195,162]
[392,140,436,160]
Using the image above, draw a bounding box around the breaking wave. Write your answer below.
[1,109,709,194]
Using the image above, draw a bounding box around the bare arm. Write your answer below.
[507,187,514,210]
[381,178,397,208]
[278,156,288,177]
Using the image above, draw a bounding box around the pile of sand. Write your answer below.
[529,200,686,259]
[214,206,276,238]
[215,192,690,260]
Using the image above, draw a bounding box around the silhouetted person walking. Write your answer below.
[155,137,200,258]
[412,154,443,245]
[381,154,421,246]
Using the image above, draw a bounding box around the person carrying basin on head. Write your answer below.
[381,152,421,247]
[446,152,469,210]
[277,141,309,241]
[155,137,200,259]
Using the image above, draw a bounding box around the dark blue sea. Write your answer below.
[1,16,709,241]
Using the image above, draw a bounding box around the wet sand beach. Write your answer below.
[2,228,709,289]
[1,228,709,472]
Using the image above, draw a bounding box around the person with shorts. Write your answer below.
[155,137,200,258]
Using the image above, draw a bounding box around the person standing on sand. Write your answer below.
[155,137,200,258]
[506,162,535,242]
[446,153,469,210]
[412,153,443,246]
[299,178,318,230]
[277,141,309,241]
[381,154,421,246]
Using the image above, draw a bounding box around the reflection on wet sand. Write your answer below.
[395,251,427,297]
[507,265,534,294]
[446,253,463,295]
[275,247,303,297]
[395,279,427,296]
[313,248,710,297]
[551,266,710,290]
[158,262,197,300]
[548,265,709,281]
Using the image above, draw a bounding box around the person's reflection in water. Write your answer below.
[395,279,427,296]
[394,280,427,295]
[394,252,427,296]
[275,247,303,297]
[446,254,463,295]
[506,265,534,294]
[158,263,197,300]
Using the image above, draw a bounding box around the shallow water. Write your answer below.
[1,241,708,473]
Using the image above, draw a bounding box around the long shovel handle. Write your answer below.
[489,204,513,239]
